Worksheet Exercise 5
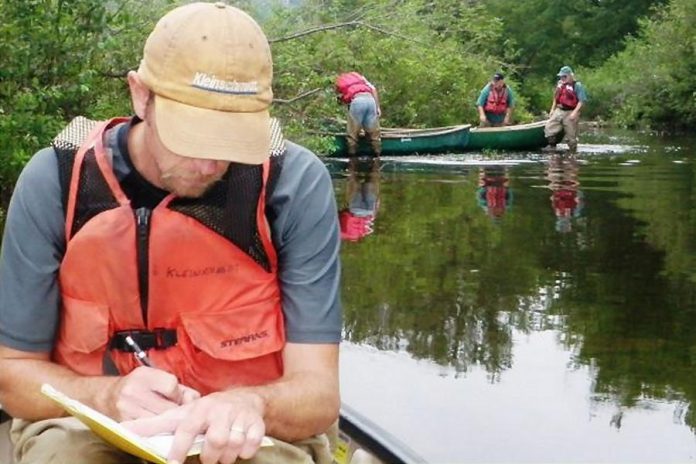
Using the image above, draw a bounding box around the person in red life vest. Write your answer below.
[476,72,515,127]
[543,66,588,154]
[0,3,341,464]
[335,72,381,158]
[476,166,512,220]
[339,158,380,242]
[547,154,584,233]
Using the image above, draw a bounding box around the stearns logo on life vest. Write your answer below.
[221,330,270,348]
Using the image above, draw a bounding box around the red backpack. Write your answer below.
[336,72,373,104]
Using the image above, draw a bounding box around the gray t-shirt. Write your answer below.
[0,122,342,352]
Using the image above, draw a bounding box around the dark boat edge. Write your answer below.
[338,403,427,464]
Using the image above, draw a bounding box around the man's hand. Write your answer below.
[123,389,266,464]
[569,111,579,122]
[104,366,200,421]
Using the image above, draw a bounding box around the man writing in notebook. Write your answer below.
[0,3,341,464]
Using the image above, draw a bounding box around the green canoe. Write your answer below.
[328,124,471,157]
[467,120,551,151]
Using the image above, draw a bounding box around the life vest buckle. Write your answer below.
[110,328,178,352]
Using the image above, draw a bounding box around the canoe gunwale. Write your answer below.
[379,124,471,138]
[339,404,427,464]
[466,119,551,151]
[323,124,471,139]
[326,120,555,155]
[469,120,547,134]
[327,124,471,157]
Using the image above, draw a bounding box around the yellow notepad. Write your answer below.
[41,383,273,464]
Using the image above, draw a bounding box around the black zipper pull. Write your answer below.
[134,207,152,325]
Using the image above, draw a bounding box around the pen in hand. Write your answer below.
[124,335,153,368]
[123,335,201,405]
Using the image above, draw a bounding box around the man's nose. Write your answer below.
[195,159,223,175]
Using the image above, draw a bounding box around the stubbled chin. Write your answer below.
[174,188,208,198]
[167,179,218,198]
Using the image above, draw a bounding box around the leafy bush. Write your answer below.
[264,0,530,151]
[585,0,696,129]
[0,0,173,199]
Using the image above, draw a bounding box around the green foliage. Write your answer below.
[0,0,531,189]
[0,0,174,198]
[585,0,696,129]
[0,0,692,197]
[482,0,668,116]
[263,0,530,151]
[484,0,668,78]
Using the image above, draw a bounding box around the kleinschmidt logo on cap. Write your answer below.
[137,2,273,164]
[191,72,260,96]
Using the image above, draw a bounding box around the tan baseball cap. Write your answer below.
[137,2,273,164]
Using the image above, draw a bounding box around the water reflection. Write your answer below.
[341,336,696,463]
[546,154,584,233]
[333,139,696,460]
[339,158,381,242]
[476,165,512,220]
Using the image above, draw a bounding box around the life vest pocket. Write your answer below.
[179,299,284,362]
[58,295,110,354]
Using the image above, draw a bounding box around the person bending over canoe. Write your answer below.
[476,72,515,127]
[335,72,382,158]
[0,3,341,464]
[543,65,588,154]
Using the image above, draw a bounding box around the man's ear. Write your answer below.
[127,71,150,119]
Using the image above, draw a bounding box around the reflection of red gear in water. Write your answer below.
[478,172,510,218]
[339,209,374,241]
[485,185,508,217]
[552,189,578,217]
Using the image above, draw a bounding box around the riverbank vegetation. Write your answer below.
[1,0,694,197]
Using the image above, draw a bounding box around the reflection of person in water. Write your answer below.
[477,166,512,220]
[547,154,584,233]
[339,158,381,241]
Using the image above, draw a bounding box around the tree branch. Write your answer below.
[269,20,427,46]
[270,21,362,43]
[273,88,322,104]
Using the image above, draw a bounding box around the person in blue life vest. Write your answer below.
[476,72,515,127]
[543,65,588,154]
[0,3,341,464]
[335,72,381,158]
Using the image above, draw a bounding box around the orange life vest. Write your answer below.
[51,117,286,394]
[554,82,579,109]
[483,84,509,115]
[336,72,374,104]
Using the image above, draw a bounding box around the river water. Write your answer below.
[329,127,696,462]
